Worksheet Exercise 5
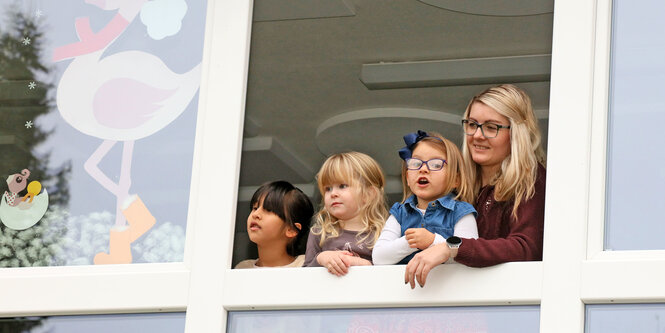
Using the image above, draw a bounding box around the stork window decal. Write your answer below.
[47,0,204,265]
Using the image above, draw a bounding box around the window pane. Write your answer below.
[228,306,540,332]
[605,0,665,250]
[0,313,185,332]
[586,304,665,332]
[233,0,553,267]
[0,0,207,266]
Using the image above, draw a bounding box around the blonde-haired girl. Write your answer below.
[304,152,388,276]
[406,84,546,288]
[373,130,478,265]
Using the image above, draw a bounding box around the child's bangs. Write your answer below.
[417,137,447,156]
[317,157,359,190]
[250,185,287,221]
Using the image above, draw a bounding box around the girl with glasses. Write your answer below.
[304,152,388,276]
[405,84,546,288]
[373,130,478,266]
[235,181,314,268]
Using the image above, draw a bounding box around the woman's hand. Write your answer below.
[404,243,450,289]
[405,228,435,250]
[317,250,353,276]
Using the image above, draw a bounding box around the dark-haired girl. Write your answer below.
[235,181,314,268]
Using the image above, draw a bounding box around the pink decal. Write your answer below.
[3,192,18,207]
[93,78,176,129]
[74,17,95,41]
[6,169,30,193]
[52,14,129,61]
[5,169,30,207]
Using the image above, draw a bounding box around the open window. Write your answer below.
[232,0,554,268]
[226,0,554,331]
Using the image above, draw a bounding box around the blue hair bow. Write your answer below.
[398,130,430,160]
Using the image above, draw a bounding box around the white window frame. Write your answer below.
[541,0,665,332]
[3,0,660,332]
[581,0,665,306]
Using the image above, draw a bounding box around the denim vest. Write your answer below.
[389,193,476,264]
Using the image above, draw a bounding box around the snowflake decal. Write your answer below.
[35,9,43,18]
[22,37,31,45]
[25,121,33,129]
[27,81,36,90]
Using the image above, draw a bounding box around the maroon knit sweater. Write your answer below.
[455,164,546,268]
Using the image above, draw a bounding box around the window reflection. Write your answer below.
[229,306,540,332]
[605,0,665,250]
[0,313,185,333]
[586,304,665,332]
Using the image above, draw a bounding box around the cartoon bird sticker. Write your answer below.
[0,169,49,230]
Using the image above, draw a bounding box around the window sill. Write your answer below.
[223,261,542,310]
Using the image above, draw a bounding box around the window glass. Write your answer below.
[586,304,665,332]
[228,306,539,332]
[0,313,185,332]
[234,0,553,266]
[605,0,665,250]
[0,0,206,266]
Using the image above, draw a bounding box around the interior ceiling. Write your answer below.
[238,0,553,199]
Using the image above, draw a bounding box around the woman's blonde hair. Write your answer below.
[400,132,466,203]
[458,84,546,218]
[312,152,388,248]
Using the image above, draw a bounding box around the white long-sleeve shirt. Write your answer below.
[372,210,478,265]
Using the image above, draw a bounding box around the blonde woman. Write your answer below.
[406,84,546,288]
[305,152,389,276]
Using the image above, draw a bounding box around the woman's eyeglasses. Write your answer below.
[462,119,510,138]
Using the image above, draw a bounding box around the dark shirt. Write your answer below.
[304,228,375,267]
[455,164,546,267]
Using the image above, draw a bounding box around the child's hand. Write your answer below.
[317,250,353,276]
[405,228,435,250]
[345,256,373,267]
